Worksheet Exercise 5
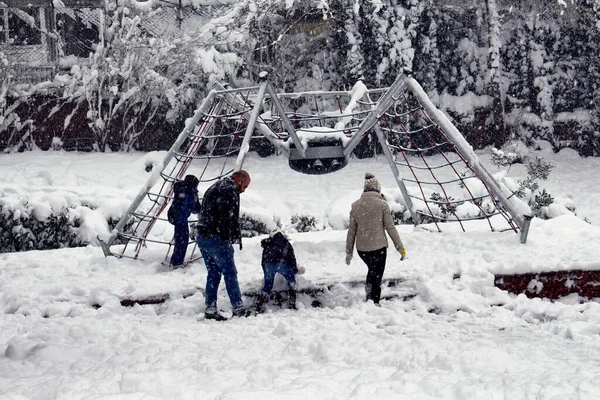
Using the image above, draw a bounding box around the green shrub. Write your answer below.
[291,214,318,232]
[0,209,82,253]
[240,213,271,238]
[1,205,133,253]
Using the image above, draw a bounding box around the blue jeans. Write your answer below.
[170,222,189,266]
[197,234,243,313]
[261,262,296,294]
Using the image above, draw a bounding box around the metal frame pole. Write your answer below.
[235,81,268,171]
[212,81,290,157]
[343,74,408,157]
[101,90,217,253]
[405,77,531,242]
[372,124,420,225]
[265,82,306,158]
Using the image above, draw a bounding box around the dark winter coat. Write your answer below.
[261,232,298,273]
[196,177,242,244]
[168,181,201,225]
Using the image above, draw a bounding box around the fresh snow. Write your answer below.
[1,145,600,399]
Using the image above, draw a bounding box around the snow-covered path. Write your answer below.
[2,291,599,399]
[1,148,600,399]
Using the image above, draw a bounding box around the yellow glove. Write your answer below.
[345,253,352,265]
[400,248,407,261]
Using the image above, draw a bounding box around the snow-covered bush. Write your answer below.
[235,189,281,237]
[0,196,134,253]
[324,188,413,230]
[51,137,64,151]
[381,189,411,225]
[429,192,457,222]
[290,214,318,233]
[531,189,554,219]
[240,213,269,238]
[496,155,565,220]
[390,208,412,225]
[515,156,555,212]
[240,212,280,238]
[489,143,527,169]
[0,207,82,253]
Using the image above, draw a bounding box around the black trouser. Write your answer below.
[357,247,387,304]
[170,222,190,266]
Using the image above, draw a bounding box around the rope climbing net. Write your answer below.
[105,85,261,263]
[101,73,528,264]
[376,88,519,233]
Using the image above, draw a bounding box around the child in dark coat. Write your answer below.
[167,174,201,267]
[256,231,302,311]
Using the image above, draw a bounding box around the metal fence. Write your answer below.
[7,64,56,85]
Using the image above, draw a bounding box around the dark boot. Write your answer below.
[205,311,228,321]
[371,284,382,305]
[365,283,373,302]
[255,292,268,313]
[288,288,297,310]
[232,307,255,318]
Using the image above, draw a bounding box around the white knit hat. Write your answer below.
[364,172,381,192]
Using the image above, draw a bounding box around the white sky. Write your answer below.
[1,143,600,399]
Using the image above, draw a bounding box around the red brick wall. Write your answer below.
[494,270,600,300]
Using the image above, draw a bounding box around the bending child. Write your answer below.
[256,231,303,311]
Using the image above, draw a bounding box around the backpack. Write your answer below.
[167,182,186,225]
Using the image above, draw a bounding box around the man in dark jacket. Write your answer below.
[167,174,201,268]
[196,170,251,321]
[256,231,300,311]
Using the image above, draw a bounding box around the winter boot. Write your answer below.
[288,288,297,310]
[205,311,228,321]
[255,292,269,313]
[365,283,373,302]
[371,284,382,305]
[232,307,254,318]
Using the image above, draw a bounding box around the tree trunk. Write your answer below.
[485,0,507,147]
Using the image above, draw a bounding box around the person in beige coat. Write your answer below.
[346,173,407,304]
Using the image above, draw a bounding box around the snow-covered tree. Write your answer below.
[52,0,242,151]
[412,4,441,94]
[61,12,176,151]
[0,0,598,155]
[0,52,37,153]
[332,0,421,88]
[485,0,507,147]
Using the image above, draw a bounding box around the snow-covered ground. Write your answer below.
[1,144,600,399]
